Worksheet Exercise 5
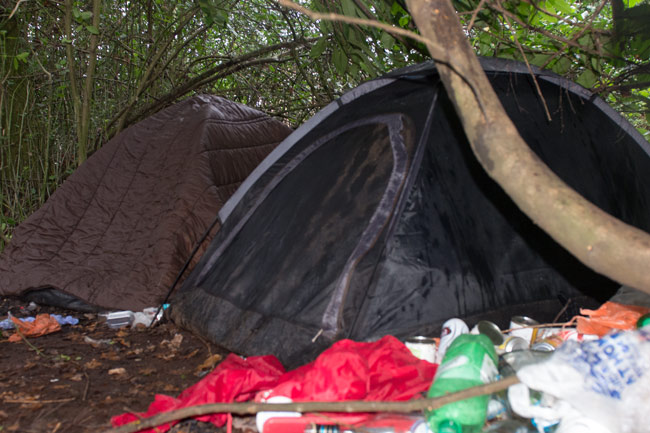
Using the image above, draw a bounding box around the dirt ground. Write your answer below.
[0,296,251,433]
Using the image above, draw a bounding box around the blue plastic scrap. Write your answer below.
[0,314,79,330]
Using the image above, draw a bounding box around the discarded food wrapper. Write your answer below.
[101,304,168,329]
[513,328,650,433]
[7,313,62,342]
[576,301,650,337]
[0,314,78,330]
[103,311,134,328]
[84,336,113,347]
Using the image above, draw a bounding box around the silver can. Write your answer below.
[531,335,563,352]
[405,336,437,363]
[509,315,540,344]
[497,336,529,354]
[471,320,505,346]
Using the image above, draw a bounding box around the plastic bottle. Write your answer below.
[426,334,498,433]
[636,312,650,328]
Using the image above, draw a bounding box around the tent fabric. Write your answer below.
[0,95,292,311]
[169,59,650,367]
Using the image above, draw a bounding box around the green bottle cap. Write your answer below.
[637,313,650,329]
[438,419,463,433]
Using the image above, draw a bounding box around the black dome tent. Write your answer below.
[169,58,650,367]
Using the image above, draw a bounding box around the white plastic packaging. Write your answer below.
[512,328,650,433]
[255,395,301,433]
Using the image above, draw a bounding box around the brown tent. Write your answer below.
[0,95,291,311]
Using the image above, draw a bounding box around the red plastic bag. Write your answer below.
[262,335,437,402]
[258,336,437,432]
[576,301,650,337]
[111,354,285,432]
[111,335,436,433]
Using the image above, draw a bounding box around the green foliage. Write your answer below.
[445,0,650,139]
[1,0,649,251]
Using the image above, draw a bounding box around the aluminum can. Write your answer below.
[435,318,469,363]
[470,320,505,346]
[531,335,563,352]
[404,336,437,363]
[509,315,540,344]
[497,336,529,354]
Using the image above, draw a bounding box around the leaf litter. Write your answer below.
[0,296,232,433]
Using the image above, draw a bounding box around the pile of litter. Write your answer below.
[102,293,650,433]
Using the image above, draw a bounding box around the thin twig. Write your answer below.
[467,0,488,34]
[501,321,573,334]
[4,397,76,404]
[539,0,609,71]
[14,326,48,358]
[82,370,91,401]
[8,0,28,20]
[486,1,612,60]
[276,0,431,48]
[552,299,573,324]
[496,0,552,121]
[276,0,489,117]
[102,375,520,433]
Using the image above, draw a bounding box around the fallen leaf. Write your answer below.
[69,373,84,382]
[117,338,131,348]
[183,348,200,359]
[160,333,183,351]
[108,367,126,375]
[138,368,156,376]
[195,354,222,373]
[84,359,102,369]
[0,409,8,419]
[116,329,129,338]
[7,421,21,431]
[100,351,121,361]
[158,352,177,361]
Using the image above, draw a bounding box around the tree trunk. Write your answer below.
[78,0,102,164]
[64,0,82,153]
[406,0,650,294]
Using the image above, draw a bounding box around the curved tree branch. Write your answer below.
[406,0,650,294]
[103,375,520,433]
